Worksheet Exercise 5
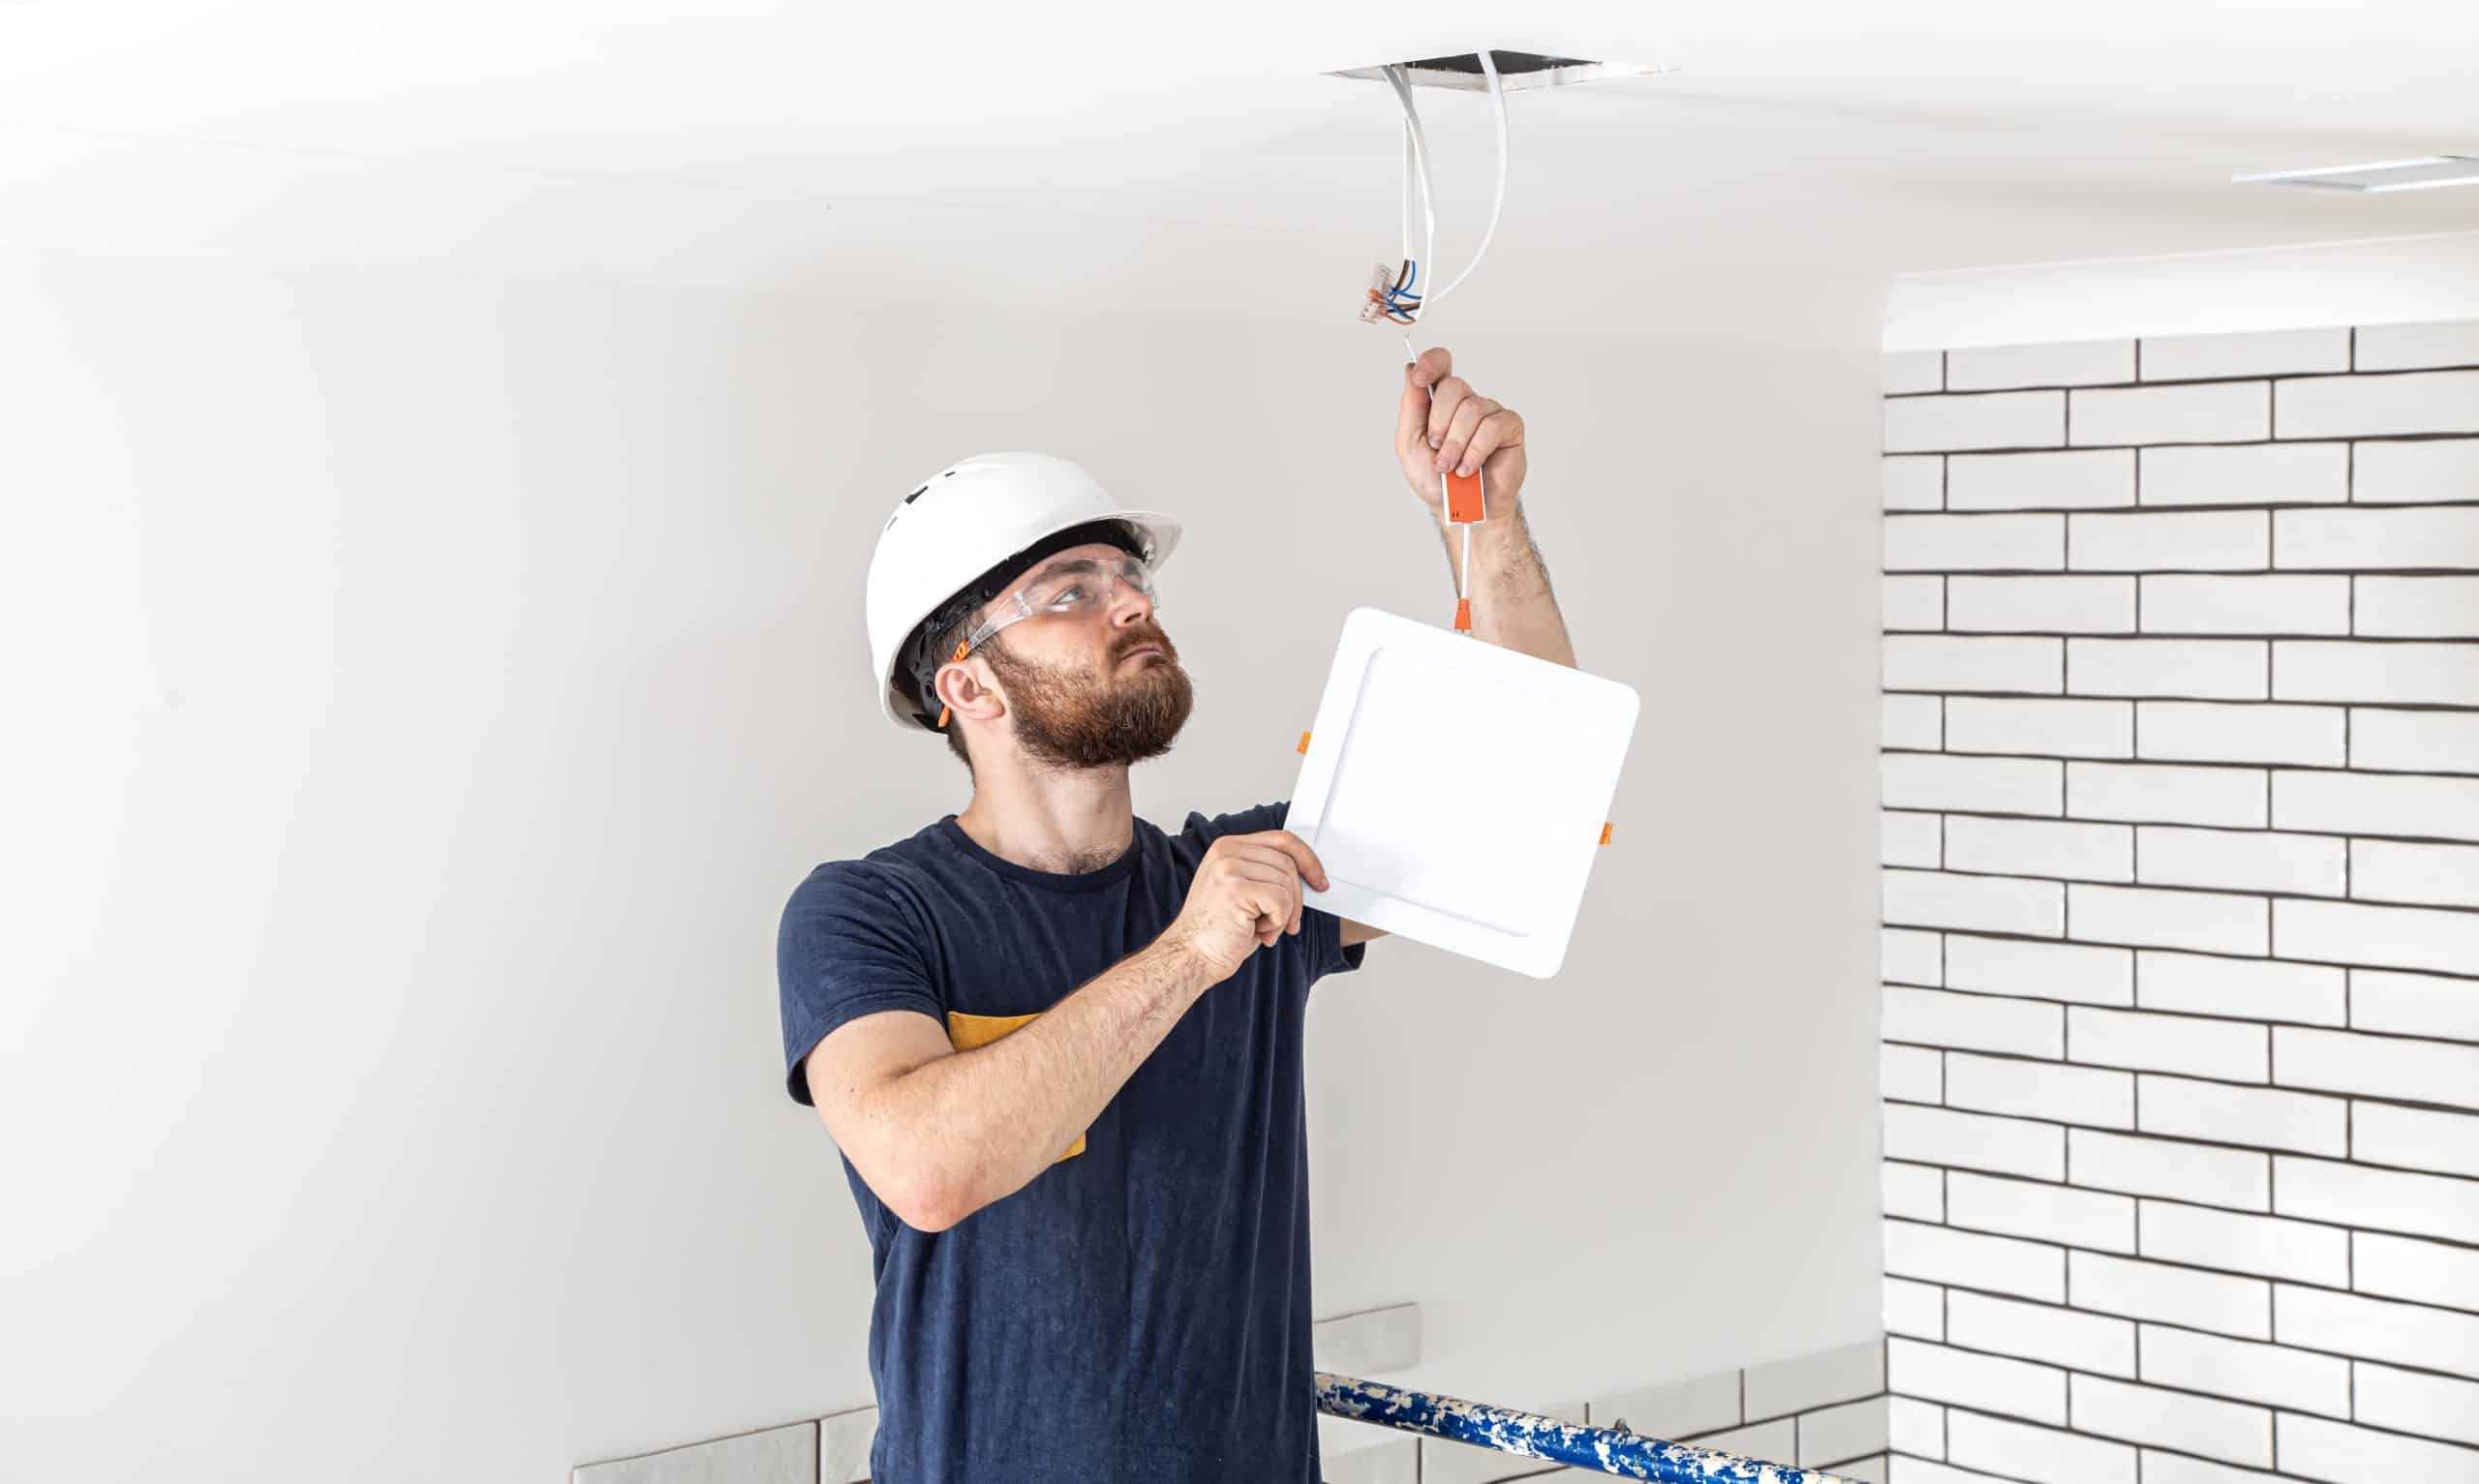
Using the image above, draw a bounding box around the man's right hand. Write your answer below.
[1163,831,1332,980]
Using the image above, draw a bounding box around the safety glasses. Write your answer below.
[960,551,1159,656]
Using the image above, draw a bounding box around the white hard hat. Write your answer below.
[866,450,1183,734]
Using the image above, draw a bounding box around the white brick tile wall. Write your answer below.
[1886,513,2065,570]
[2273,1283,2479,1376]
[1946,575,2132,632]
[1882,694,1944,751]
[2068,1374,2271,1467]
[2352,1101,2479,1178]
[1585,1369,1737,1439]
[1887,1338,2067,1425]
[1949,341,2134,392]
[2352,1362,2479,1449]
[1885,1395,1945,1457]
[2069,1007,2269,1080]
[2134,824,2344,896]
[1885,1158,1945,1219]
[1885,352,1946,395]
[1943,697,2130,758]
[1884,635,2064,694]
[2355,577,2479,638]
[2072,382,2270,447]
[1946,1408,2135,1484]
[2136,1324,2349,1416]
[2066,762,2266,828]
[1681,1418,1797,1464]
[1884,454,1945,509]
[1882,926,1944,985]
[2276,369,2479,438]
[1798,1396,1891,1467]
[2274,1026,2479,1110]
[2275,639,2479,707]
[2349,966,2479,1042]
[2069,1251,2272,1340]
[2135,700,2344,767]
[2138,441,2347,506]
[1888,1457,2012,1484]
[1884,867,2064,937]
[2135,950,2344,1026]
[2275,896,2479,977]
[2352,1230,2479,1311]
[2067,510,2269,572]
[2273,1156,2479,1244]
[1744,1338,1884,1418]
[2273,505,2479,570]
[1883,754,2064,815]
[1947,1290,2135,1377]
[2135,1199,2348,1287]
[1947,449,2132,510]
[1882,329,2478,1479]
[2352,436,2479,504]
[2134,1075,2346,1156]
[2139,327,2351,382]
[2356,318,2479,372]
[2139,573,2348,634]
[2275,1414,2479,1484]
[2066,638,2267,700]
[1946,1052,2130,1128]
[1887,392,2066,453]
[1882,1045,1944,1105]
[1883,575,1945,631]
[1885,1218,2065,1300]
[2271,769,2479,841]
[2068,1130,2270,1210]
[2135,1449,2284,1484]
[1944,934,2132,1006]
[1881,810,1943,868]
[1943,816,2127,882]
[1885,1278,1945,1342]
[1947,1170,2135,1252]
[1884,1102,2066,1178]
[2066,883,2269,956]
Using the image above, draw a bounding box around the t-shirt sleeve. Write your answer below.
[776,863,947,1106]
[1179,799,1367,983]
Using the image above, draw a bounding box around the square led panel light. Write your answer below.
[1284,607,1639,979]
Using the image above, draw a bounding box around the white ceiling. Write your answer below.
[2,0,2475,328]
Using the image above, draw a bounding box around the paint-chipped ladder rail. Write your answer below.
[1315,1373,1866,1484]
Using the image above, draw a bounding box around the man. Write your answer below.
[777,347,1576,1482]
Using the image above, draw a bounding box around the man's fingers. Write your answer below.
[1225,859,1303,936]
[1397,362,1433,461]
[1236,832,1331,892]
[1424,376,1470,451]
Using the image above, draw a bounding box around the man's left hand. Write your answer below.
[1394,346,1526,517]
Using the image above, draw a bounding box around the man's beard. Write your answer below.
[981,625,1195,771]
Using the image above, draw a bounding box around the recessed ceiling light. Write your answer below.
[2234,157,2479,194]
[1329,50,1670,92]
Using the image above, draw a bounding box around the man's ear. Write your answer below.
[935,657,1004,727]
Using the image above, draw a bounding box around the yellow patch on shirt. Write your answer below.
[945,1010,1087,1163]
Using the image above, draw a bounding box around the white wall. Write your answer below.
[1,248,1889,1481]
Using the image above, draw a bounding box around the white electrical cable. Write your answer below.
[1433,49,1510,302]
[1381,53,1512,619]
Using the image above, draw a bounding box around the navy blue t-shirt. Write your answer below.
[776,800,1365,1484]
